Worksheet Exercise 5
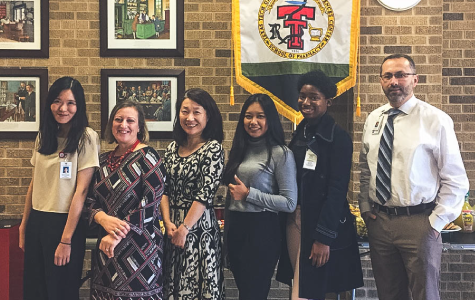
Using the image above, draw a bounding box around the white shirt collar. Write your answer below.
[382,95,417,116]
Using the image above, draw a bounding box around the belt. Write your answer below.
[374,201,436,216]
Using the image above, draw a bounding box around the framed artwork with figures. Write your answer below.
[0,0,49,58]
[100,0,184,57]
[0,68,48,139]
[101,69,185,139]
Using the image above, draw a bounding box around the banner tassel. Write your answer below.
[356,96,361,117]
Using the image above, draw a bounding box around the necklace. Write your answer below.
[303,123,309,139]
[107,139,140,171]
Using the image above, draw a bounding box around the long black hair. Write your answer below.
[222,93,286,185]
[38,77,89,155]
[173,88,223,146]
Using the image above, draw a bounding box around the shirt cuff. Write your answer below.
[429,213,446,232]
[245,187,255,203]
[359,201,373,215]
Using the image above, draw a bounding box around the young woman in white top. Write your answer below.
[19,77,100,300]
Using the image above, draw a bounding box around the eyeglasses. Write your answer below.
[380,72,416,81]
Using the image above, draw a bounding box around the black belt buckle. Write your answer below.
[375,201,435,216]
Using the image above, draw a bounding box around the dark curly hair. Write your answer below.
[297,70,337,99]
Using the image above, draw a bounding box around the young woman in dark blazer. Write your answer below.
[277,71,363,299]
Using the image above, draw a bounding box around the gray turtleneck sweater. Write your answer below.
[227,138,297,213]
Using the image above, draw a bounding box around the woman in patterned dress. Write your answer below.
[85,100,166,300]
[161,88,225,300]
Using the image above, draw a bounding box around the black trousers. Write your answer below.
[227,210,281,300]
[23,209,86,300]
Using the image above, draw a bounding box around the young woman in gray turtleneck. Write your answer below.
[223,93,297,300]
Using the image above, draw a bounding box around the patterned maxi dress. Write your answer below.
[163,140,225,300]
[85,147,166,300]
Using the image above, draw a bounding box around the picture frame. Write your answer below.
[100,0,184,57]
[0,0,49,58]
[101,68,185,139]
[0,68,48,139]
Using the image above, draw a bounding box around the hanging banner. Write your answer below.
[232,0,360,123]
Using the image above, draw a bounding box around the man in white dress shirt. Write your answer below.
[358,54,469,300]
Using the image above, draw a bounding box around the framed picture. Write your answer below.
[0,68,48,139]
[101,69,185,139]
[0,0,49,58]
[100,0,184,57]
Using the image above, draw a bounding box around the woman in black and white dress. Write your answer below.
[161,88,225,300]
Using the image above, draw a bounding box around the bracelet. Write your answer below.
[182,223,191,231]
[60,241,71,246]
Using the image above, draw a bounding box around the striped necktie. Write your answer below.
[376,108,401,204]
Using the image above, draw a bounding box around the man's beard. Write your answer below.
[385,86,410,105]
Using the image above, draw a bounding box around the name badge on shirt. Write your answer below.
[372,114,385,135]
[303,149,317,170]
[60,162,72,179]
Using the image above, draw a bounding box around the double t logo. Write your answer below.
[277,5,316,50]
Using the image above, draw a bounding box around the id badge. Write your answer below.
[372,114,385,135]
[60,161,72,179]
[303,149,317,170]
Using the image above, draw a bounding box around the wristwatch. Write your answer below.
[377,0,421,11]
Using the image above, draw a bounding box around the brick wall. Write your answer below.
[441,1,475,299]
[2,0,474,299]
[443,0,475,193]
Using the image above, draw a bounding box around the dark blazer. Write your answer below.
[276,113,363,298]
